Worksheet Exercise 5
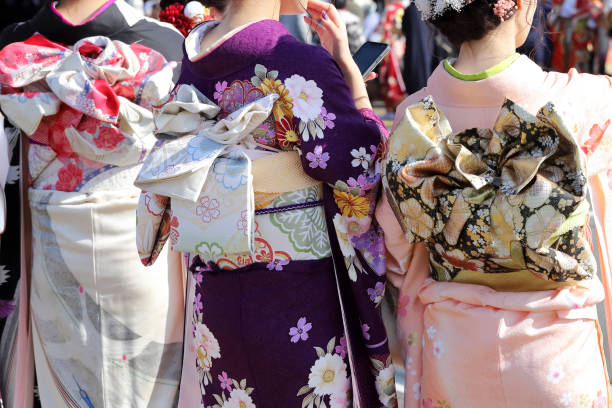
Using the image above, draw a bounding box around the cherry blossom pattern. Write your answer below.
[289,317,312,343]
[266,259,290,271]
[319,107,336,129]
[546,366,564,385]
[218,371,233,392]
[350,147,372,170]
[426,325,437,340]
[432,340,444,358]
[214,81,228,101]
[335,336,347,359]
[306,145,330,169]
[196,196,221,223]
[367,281,385,306]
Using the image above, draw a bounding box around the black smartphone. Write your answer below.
[353,41,390,79]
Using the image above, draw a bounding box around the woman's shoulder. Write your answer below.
[543,69,612,100]
[273,37,340,77]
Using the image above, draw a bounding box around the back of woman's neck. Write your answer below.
[200,0,279,51]
[453,36,516,74]
[55,0,111,25]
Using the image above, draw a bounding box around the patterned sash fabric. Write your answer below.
[0,34,174,191]
[383,97,595,283]
[135,84,280,264]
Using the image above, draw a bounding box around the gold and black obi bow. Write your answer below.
[383,97,595,284]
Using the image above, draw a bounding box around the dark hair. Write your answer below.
[429,0,503,47]
[333,0,348,9]
[201,0,229,12]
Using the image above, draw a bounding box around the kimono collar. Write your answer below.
[30,0,127,46]
[182,19,292,79]
[425,55,546,108]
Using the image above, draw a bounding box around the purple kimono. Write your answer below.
[175,20,395,408]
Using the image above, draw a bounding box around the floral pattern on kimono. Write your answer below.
[165,20,395,406]
[383,96,595,284]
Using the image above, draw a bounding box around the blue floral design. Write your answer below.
[186,136,224,161]
[213,152,249,190]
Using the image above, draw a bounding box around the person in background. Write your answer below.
[0,1,185,407]
[517,0,553,68]
[549,0,606,72]
[335,0,366,54]
[378,0,407,110]
[280,14,315,43]
[125,0,145,13]
[144,0,162,18]
[401,2,456,94]
[363,1,383,40]
[377,0,612,404]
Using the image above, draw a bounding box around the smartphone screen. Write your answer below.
[353,42,390,78]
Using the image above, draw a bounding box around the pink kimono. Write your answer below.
[376,55,612,408]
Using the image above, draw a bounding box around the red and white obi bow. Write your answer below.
[0,34,174,167]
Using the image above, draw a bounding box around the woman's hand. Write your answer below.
[304,0,372,110]
[304,0,353,68]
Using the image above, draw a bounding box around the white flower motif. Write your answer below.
[284,74,324,121]
[426,325,436,339]
[224,388,255,408]
[546,366,565,384]
[560,392,572,406]
[308,353,349,396]
[412,382,421,400]
[406,357,413,369]
[350,147,372,170]
[193,322,221,374]
[6,165,19,185]
[0,265,9,286]
[332,214,357,261]
[329,375,350,408]
[375,366,396,407]
[432,340,444,358]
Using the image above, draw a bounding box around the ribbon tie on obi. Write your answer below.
[135,84,278,261]
[0,34,174,168]
[384,97,595,284]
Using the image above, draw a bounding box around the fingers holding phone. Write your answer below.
[304,0,352,65]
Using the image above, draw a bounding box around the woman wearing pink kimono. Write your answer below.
[375,0,612,405]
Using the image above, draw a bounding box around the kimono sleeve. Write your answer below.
[568,72,612,364]
[375,194,430,408]
[291,49,387,192]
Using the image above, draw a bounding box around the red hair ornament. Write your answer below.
[159,2,214,36]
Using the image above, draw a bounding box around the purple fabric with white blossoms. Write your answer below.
[179,20,395,408]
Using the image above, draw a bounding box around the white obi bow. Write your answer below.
[135,84,278,260]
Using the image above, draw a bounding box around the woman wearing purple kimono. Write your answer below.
[134,0,396,407]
